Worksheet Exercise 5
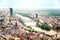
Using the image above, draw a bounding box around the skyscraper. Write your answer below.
[9,8,13,16]
[36,14,38,18]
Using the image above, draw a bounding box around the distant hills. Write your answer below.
[14,9,60,17]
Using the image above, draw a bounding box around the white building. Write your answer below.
[23,17,36,26]
[16,14,36,26]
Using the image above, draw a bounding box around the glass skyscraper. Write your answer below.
[9,8,13,16]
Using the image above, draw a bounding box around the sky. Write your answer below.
[0,0,60,9]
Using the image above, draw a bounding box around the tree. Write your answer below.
[1,26,6,31]
[36,19,40,27]
[38,23,51,31]
[0,19,4,24]
[41,23,51,31]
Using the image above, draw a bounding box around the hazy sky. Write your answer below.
[0,0,60,9]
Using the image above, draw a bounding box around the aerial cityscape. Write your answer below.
[0,8,60,40]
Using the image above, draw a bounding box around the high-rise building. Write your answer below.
[36,14,38,18]
[9,8,13,16]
